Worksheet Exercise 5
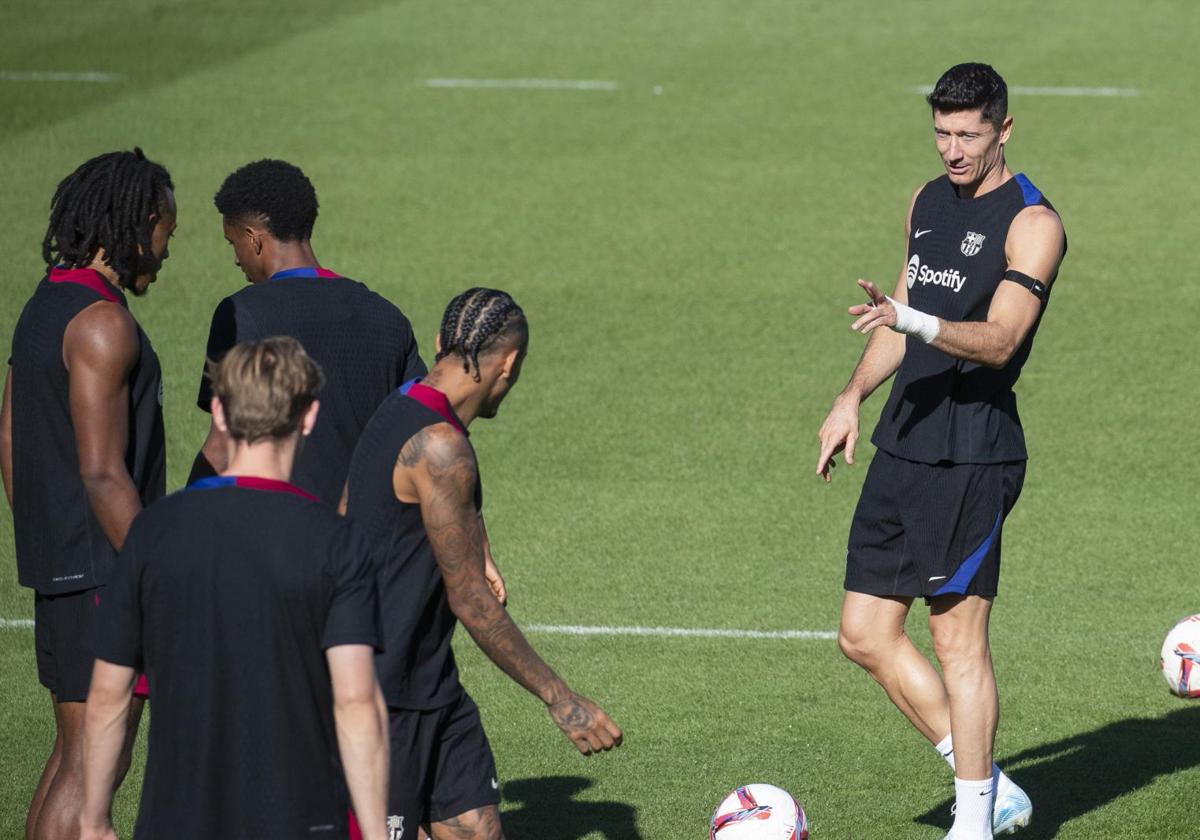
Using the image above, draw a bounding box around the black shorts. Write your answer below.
[387,692,500,830]
[845,450,1025,599]
[34,587,102,702]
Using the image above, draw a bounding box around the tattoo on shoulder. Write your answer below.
[397,427,429,468]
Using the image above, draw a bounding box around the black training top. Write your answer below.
[195,268,426,504]
[345,380,481,711]
[9,268,166,594]
[871,173,1064,465]
[89,477,381,840]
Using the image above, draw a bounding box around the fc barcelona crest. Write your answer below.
[960,231,986,257]
[388,815,405,840]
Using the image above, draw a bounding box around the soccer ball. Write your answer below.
[1161,614,1200,698]
[710,783,808,840]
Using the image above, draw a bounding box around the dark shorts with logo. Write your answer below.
[845,450,1025,600]
[387,691,500,831]
[34,587,102,702]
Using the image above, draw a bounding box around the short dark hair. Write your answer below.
[436,288,528,381]
[927,63,1008,129]
[42,148,174,284]
[214,159,319,241]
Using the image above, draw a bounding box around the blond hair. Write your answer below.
[207,337,324,443]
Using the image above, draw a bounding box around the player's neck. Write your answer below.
[222,437,300,484]
[421,366,484,428]
[84,253,123,290]
[262,240,320,280]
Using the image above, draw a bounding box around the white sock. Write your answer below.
[951,776,994,839]
[935,734,1013,797]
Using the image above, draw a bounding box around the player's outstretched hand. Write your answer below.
[549,692,623,756]
[848,278,897,334]
[816,393,860,483]
[483,549,507,606]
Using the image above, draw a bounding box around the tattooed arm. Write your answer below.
[400,424,623,755]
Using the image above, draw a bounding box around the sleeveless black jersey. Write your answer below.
[345,380,481,710]
[195,268,426,504]
[871,173,1064,465]
[89,476,381,840]
[10,268,166,594]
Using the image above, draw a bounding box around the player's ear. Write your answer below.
[434,333,443,355]
[211,397,229,434]
[301,400,320,437]
[500,347,520,380]
[999,115,1013,146]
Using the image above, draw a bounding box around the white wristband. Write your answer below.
[885,296,940,344]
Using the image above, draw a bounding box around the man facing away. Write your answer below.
[190,158,426,505]
[1,148,175,840]
[815,63,1066,839]
[81,337,389,840]
[344,288,623,840]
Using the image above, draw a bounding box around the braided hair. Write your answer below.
[42,148,174,284]
[436,288,527,381]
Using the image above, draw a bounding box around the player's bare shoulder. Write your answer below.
[62,300,139,371]
[1006,203,1066,277]
[394,422,477,500]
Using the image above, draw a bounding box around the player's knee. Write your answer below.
[837,625,880,669]
[931,630,989,673]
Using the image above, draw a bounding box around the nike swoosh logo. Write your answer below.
[914,229,933,238]
[928,575,947,581]
[491,777,500,790]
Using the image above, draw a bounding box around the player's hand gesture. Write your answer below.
[549,692,623,756]
[816,392,860,483]
[848,279,898,334]
[483,546,508,606]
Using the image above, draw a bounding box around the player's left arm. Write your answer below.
[851,206,1065,369]
[80,659,137,840]
[1,364,13,508]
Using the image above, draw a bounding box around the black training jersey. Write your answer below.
[10,268,166,594]
[195,268,426,503]
[871,173,1065,465]
[345,380,481,710]
[89,476,381,840]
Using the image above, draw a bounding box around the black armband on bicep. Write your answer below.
[1003,269,1049,301]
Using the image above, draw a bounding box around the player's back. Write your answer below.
[345,381,480,711]
[198,271,426,503]
[105,478,377,839]
[10,267,165,593]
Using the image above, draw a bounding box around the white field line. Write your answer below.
[526,623,837,640]
[422,78,619,91]
[1,618,835,639]
[0,70,125,83]
[911,84,1139,97]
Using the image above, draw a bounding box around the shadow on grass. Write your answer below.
[502,775,642,840]
[915,705,1200,838]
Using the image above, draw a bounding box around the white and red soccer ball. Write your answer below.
[1161,614,1200,698]
[710,783,808,840]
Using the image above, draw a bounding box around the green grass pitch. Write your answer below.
[2,1,1198,837]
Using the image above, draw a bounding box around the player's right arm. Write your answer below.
[80,659,137,840]
[401,425,623,755]
[815,187,920,482]
[64,302,143,550]
[327,644,389,840]
[1,364,13,508]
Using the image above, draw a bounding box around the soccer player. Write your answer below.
[815,64,1065,839]
[344,288,623,840]
[81,337,389,840]
[189,158,426,504]
[1,148,174,840]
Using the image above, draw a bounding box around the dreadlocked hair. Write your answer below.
[436,288,528,382]
[42,148,174,284]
